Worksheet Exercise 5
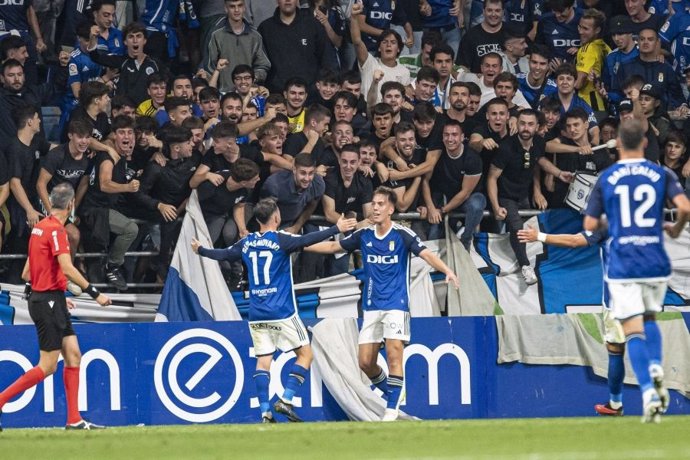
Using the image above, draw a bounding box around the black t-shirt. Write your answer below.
[492,135,545,201]
[40,144,90,192]
[416,121,444,152]
[456,24,505,73]
[198,170,249,219]
[67,106,111,142]
[473,123,510,187]
[324,170,373,219]
[283,131,328,165]
[430,147,483,199]
[644,127,661,164]
[385,145,427,190]
[8,136,50,205]
[130,145,158,173]
[81,151,129,210]
[0,148,8,185]
[201,147,234,172]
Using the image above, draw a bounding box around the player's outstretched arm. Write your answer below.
[57,253,111,306]
[418,249,460,289]
[517,226,588,248]
[191,238,242,262]
[280,216,357,252]
[304,241,345,254]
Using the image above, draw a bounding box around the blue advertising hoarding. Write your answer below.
[0,317,688,428]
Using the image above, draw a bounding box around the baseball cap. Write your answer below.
[609,16,633,35]
[640,83,661,99]
[618,99,633,113]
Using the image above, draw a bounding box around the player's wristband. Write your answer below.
[84,284,101,300]
[537,232,547,243]
[23,283,32,299]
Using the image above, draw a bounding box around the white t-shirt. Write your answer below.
[360,53,411,104]
[460,73,530,109]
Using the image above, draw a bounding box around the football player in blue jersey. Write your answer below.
[191,198,357,423]
[307,186,459,421]
[584,119,690,423]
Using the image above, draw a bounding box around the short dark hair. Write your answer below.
[305,103,331,125]
[232,64,254,80]
[123,22,146,38]
[112,114,134,131]
[416,66,440,85]
[465,81,482,97]
[443,118,464,133]
[112,94,135,111]
[160,125,192,145]
[1,35,26,59]
[549,0,575,12]
[333,90,357,108]
[273,112,289,124]
[529,44,551,62]
[340,70,361,85]
[381,81,406,97]
[12,104,38,128]
[376,29,403,57]
[340,143,360,156]
[79,80,110,107]
[372,102,395,118]
[539,96,562,113]
[394,121,416,136]
[147,72,167,89]
[266,93,286,106]
[316,68,339,85]
[284,77,307,92]
[2,58,23,74]
[164,96,191,113]
[254,198,279,224]
[199,86,220,103]
[493,72,518,90]
[92,0,116,11]
[68,118,93,136]
[564,107,589,122]
[220,91,243,105]
[420,29,442,48]
[75,20,96,40]
[135,116,158,133]
[430,43,455,62]
[554,63,577,80]
[412,102,437,123]
[618,119,645,150]
[518,108,539,121]
[181,116,204,131]
[621,74,645,91]
[294,152,316,168]
[485,97,509,112]
[230,158,260,182]
[373,186,398,207]
[211,120,238,139]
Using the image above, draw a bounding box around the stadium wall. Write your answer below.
[1,317,689,428]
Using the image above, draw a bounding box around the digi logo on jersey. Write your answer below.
[153,329,245,423]
[367,254,399,264]
[553,39,581,47]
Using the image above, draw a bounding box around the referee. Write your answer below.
[0,183,111,431]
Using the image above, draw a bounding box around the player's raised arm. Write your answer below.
[280,214,358,253]
[418,249,460,289]
[517,226,589,248]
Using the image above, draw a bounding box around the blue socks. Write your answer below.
[608,351,625,406]
[644,320,662,367]
[386,375,404,410]
[370,368,389,395]
[282,364,308,403]
[253,370,271,415]
[626,333,653,392]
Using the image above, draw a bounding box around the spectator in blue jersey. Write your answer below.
[456,0,505,73]
[553,63,599,144]
[623,0,665,39]
[617,28,684,112]
[600,16,638,109]
[0,0,45,86]
[306,186,459,421]
[659,9,690,79]
[90,0,125,55]
[420,0,462,53]
[59,22,105,138]
[583,119,690,423]
[206,0,271,94]
[258,0,335,93]
[535,0,582,69]
[191,198,357,423]
[503,0,535,37]
[517,44,558,109]
[350,2,411,105]
[358,0,413,54]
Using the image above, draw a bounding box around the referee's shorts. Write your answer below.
[28,290,75,351]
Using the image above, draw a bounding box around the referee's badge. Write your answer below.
[389,241,395,251]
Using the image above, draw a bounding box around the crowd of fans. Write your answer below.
[0,0,689,291]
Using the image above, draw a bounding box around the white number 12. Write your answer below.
[613,184,656,228]
[248,250,273,285]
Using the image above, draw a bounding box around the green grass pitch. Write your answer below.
[2,416,689,459]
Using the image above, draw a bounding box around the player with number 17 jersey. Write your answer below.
[340,224,427,312]
[585,159,685,282]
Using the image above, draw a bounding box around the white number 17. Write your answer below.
[248,250,273,285]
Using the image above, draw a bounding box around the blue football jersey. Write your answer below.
[516,73,558,109]
[199,226,339,321]
[340,224,426,312]
[585,159,685,282]
[536,8,583,62]
[660,12,690,77]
